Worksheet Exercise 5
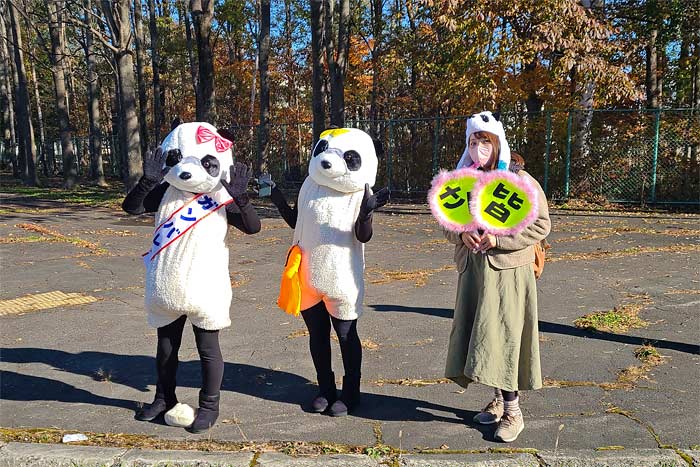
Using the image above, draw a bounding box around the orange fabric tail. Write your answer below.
[277,245,303,316]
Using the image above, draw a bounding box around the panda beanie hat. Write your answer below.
[456,111,511,171]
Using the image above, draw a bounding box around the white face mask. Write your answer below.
[468,139,493,168]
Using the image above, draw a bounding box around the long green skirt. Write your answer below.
[445,251,542,392]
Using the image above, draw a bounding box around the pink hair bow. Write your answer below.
[195,125,233,153]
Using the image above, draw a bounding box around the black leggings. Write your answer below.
[301,301,362,383]
[155,315,224,402]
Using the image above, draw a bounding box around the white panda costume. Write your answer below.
[145,122,235,330]
[122,120,260,433]
[270,127,389,417]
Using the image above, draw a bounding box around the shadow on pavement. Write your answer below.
[0,370,135,409]
[368,305,700,355]
[1,347,485,428]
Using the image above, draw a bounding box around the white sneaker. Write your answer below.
[494,412,525,442]
[472,398,504,425]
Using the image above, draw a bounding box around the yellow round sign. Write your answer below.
[472,171,538,234]
[428,168,481,232]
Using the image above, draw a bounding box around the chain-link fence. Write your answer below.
[229,109,699,204]
[3,109,698,204]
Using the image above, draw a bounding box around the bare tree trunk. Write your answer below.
[133,0,149,152]
[310,0,325,141]
[48,0,77,188]
[84,0,106,186]
[257,0,270,174]
[691,32,699,188]
[249,48,258,126]
[98,0,143,190]
[28,49,47,176]
[369,0,384,136]
[147,0,163,142]
[20,12,46,174]
[325,0,350,127]
[0,10,17,176]
[8,0,39,186]
[646,28,660,109]
[571,0,600,180]
[116,49,142,189]
[183,0,199,118]
[191,0,216,122]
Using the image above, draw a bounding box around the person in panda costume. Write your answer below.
[268,128,389,416]
[122,121,261,433]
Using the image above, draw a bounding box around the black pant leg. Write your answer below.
[301,301,333,386]
[155,315,187,403]
[192,325,224,397]
[330,316,362,378]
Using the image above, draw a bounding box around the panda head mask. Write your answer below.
[160,122,234,194]
[308,128,379,193]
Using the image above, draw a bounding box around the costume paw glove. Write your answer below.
[221,162,253,198]
[142,146,167,182]
[359,183,390,219]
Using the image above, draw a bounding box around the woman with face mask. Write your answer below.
[442,111,551,443]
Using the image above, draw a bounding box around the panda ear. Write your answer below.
[217,128,235,142]
[372,136,385,159]
[492,112,501,122]
[171,117,183,130]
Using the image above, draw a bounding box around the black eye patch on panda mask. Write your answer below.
[200,155,220,177]
[312,139,328,157]
[343,150,362,171]
[165,149,183,167]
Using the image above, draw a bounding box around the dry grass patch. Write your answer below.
[367,265,454,287]
[549,244,699,262]
[555,226,700,243]
[230,272,249,288]
[543,378,627,391]
[329,334,381,350]
[544,344,666,391]
[0,234,54,244]
[406,238,449,250]
[82,228,136,237]
[0,206,64,215]
[664,288,700,295]
[369,378,450,387]
[616,345,666,387]
[574,293,652,334]
[574,302,649,334]
[15,223,107,255]
[0,427,371,456]
[361,338,380,350]
[286,329,309,339]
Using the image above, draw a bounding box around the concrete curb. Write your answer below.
[0,443,696,467]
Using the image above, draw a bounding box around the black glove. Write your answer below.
[142,146,167,182]
[221,162,253,198]
[359,183,390,219]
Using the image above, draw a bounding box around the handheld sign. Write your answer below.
[428,168,481,233]
[470,170,538,235]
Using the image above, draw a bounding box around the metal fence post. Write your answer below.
[565,111,573,199]
[387,120,394,191]
[431,116,441,175]
[544,111,551,195]
[650,109,661,203]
